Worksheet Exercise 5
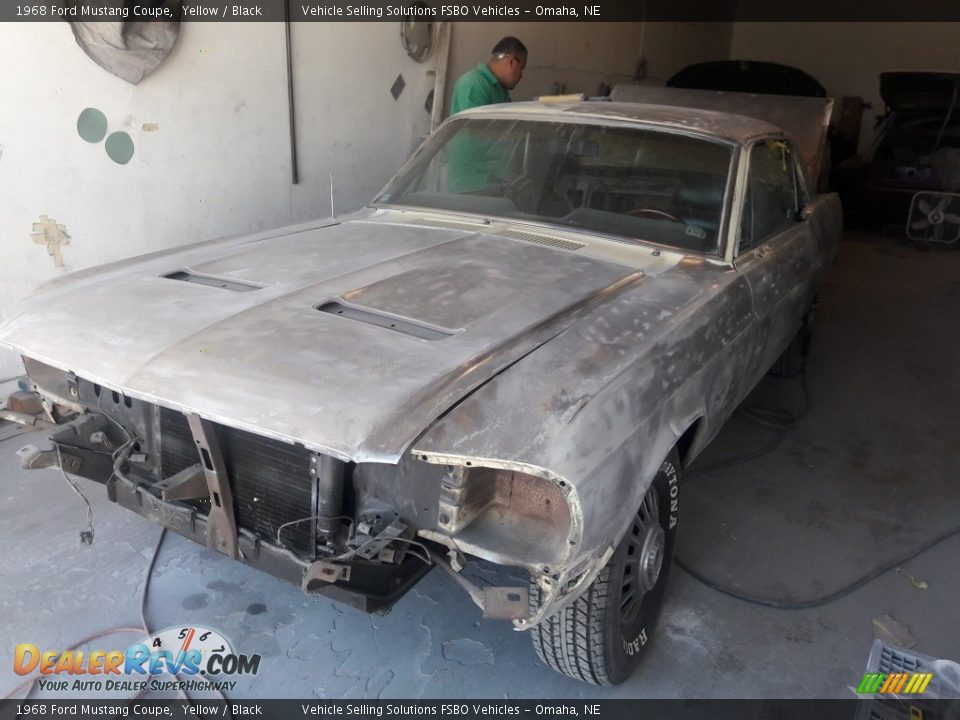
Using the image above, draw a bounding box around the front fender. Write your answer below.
[414,258,752,570]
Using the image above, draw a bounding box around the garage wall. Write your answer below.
[730,22,960,154]
[447,22,733,106]
[0,22,439,380]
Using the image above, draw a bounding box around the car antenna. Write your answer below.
[329,173,336,219]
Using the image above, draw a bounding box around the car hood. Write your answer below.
[0,213,646,462]
[880,71,960,114]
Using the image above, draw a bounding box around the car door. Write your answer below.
[735,137,821,384]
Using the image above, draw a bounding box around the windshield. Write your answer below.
[376,118,734,255]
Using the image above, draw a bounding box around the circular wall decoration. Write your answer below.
[105,131,135,165]
[77,108,108,143]
[400,4,434,63]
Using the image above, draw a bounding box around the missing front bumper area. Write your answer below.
[27,405,535,621]
[106,472,532,620]
[19,363,546,622]
[106,471,433,615]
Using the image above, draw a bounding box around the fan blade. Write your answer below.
[918,198,932,214]
[935,196,949,212]
[911,220,930,230]
[944,213,960,225]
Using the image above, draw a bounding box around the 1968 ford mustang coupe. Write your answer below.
[0,90,840,685]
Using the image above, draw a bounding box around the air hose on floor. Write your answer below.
[673,370,960,610]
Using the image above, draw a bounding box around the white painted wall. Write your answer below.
[0,21,733,380]
[730,22,960,154]
[0,22,438,379]
[446,22,733,107]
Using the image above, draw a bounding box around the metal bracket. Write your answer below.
[352,520,406,560]
[428,545,531,621]
[65,373,80,401]
[158,463,207,502]
[302,560,351,592]
[447,547,466,572]
[38,395,59,425]
[185,414,240,560]
[482,587,530,620]
[0,409,54,430]
[17,444,82,473]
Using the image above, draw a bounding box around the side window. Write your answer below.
[739,139,801,253]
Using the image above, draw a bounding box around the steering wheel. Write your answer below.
[626,207,685,223]
[487,174,532,204]
[494,174,569,216]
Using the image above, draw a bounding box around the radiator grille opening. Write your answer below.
[159,409,315,557]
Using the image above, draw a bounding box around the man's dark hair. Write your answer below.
[491,36,527,58]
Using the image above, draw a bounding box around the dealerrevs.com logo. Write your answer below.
[14,626,261,693]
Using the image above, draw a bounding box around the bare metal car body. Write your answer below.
[0,97,840,682]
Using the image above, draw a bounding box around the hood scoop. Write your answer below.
[164,270,262,293]
[316,298,458,341]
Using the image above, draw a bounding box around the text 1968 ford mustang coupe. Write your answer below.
[0,89,839,685]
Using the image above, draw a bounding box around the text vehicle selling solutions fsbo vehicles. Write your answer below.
[0,88,839,685]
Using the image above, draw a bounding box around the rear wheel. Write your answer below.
[530,451,680,685]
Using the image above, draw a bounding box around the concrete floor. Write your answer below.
[1,234,958,699]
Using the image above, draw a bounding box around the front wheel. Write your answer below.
[530,450,680,685]
[769,305,815,378]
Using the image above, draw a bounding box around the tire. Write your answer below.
[768,328,809,378]
[530,450,680,686]
[769,306,815,378]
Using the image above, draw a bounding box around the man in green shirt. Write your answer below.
[450,36,528,114]
[447,37,527,193]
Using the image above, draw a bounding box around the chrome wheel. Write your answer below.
[620,484,663,628]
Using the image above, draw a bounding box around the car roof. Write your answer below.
[454,100,785,145]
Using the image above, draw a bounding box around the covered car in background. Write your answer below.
[652,61,837,190]
[667,59,827,98]
[836,71,960,239]
[0,96,840,685]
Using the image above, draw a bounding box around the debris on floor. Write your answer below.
[897,568,930,590]
[872,614,918,648]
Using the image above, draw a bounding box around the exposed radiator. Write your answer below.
[159,408,316,558]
